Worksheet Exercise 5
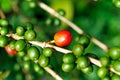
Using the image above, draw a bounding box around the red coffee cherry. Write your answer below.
[54,30,72,47]
[5,45,18,55]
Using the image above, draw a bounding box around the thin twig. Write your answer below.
[7,33,120,76]
[38,2,109,52]
[88,57,120,76]
[44,67,63,80]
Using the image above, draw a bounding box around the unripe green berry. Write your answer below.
[72,44,84,57]
[38,54,49,67]
[15,39,26,51]
[0,35,9,47]
[81,66,93,74]
[76,56,90,69]
[16,26,25,36]
[43,47,52,57]
[24,30,36,41]
[97,67,108,78]
[78,35,90,48]
[63,53,76,64]
[0,19,8,26]
[62,63,75,72]
[27,46,40,61]
[0,26,9,35]
[109,47,120,60]
[113,60,120,72]
[111,74,120,80]
[9,41,16,50]
[100,56,110,67]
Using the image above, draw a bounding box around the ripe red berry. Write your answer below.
[5,45,18,55]
[54,30,72,47]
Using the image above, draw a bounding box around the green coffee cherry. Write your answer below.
[0,26,9,35]
[0,19,8,26]
[43,47,52,57]
[53,18,61,26]
[15,39,26,51]
[76,56,90,69]
[113,0,120,8]
[100,56,110,67]
[81,66,93,74]
[58,9,66,16]
[111,74,120,80]
[113,61,120,72]
[27,46,40,61]
[24,22,33,30]
[24,30,36,41]
[101,76,110,80]
[17,50,25,57]
[72,44,84,57]
[9,41,16,50]
[78,35,90,48]
[62,63,75,72]
[22,61,30,71]
[38,54,49,67]
[108,47,120,60]
[97,67,108,78]
[0,35,9,47]
[63,53,76,64]
[33,64,44,75]
[16,26,25,36]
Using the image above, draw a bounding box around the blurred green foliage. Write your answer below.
[0,0,120,80]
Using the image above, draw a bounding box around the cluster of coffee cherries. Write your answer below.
[46,9,65,27]
[97,47,120,80]
[0,18,120,79]
[62,35,92,74]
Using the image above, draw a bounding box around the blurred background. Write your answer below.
[0,0,120,80]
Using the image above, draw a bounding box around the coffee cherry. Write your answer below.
[22,61,30,71]
[0,26,9,35]
[108,47,120,60]
[112,0,120,8]
[0,19,8,26]
[27,46,40,61]
[101,76,110,80]
[113,60,120,72]
[5,45,18,55]
[76,56,90,69]
[16,26,25,36]
[81,66,93,74]
[97,67,108,78]
[38,54,49,67]
[15,39,26,51]
[58,9,65,16]
[62,63,74,72]
[24,22,33,30]
[0,35,9,47]
[111,74,120,80]
[54,30,72,47]
[78,35,90,48]
[9,41,16,50]
[72,44,84,57]
[53,18,61,26]
[46,18,53,26]
[24,30,36,41]
[63,53,76,64]
[100,56,110,67]
[34,64,44,75]
[17,50,25,57]
[43,47,52,57]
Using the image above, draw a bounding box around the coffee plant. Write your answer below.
[0,0,120,80]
